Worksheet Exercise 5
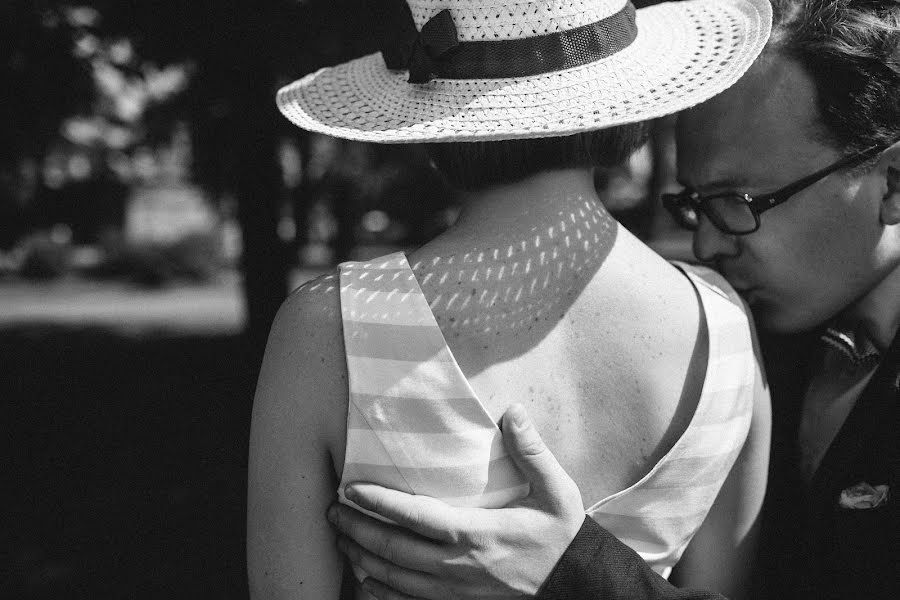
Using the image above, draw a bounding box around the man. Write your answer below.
[325,0,900,598]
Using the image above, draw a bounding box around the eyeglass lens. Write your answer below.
[668,193,758,234]
[706,195,758,233]
[673,203,700,230]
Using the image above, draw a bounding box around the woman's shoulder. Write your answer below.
[247,273,351,597]
[280,270,343,325]
[266,272,346,368]
[256,270,349,464]
[275,268,347,384]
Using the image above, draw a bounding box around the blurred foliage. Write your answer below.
[73,0,382,196]
[1,3,93,164]
[18,231,72,279]
[0,0,399,356]
[0,0,430,251]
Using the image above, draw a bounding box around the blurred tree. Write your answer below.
[87,0,381,362]
[0,2,92,247]
[0,3,93,163]
[1,0,381,361]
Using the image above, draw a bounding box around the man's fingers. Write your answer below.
[344,483,460,543]
[327,504,444,573]
[501,404,580,507]
[335,535,441,599]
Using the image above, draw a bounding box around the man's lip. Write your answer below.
[716,269,750,290]
[713,265,758,297]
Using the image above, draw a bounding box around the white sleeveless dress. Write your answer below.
[337,252,758,579]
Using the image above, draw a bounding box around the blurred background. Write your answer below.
[2,1,688,597]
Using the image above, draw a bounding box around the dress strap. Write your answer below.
[337,252,528,516]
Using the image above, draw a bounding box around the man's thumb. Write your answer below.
[501,404,573,499]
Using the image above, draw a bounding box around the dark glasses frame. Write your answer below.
[662,141,895,235]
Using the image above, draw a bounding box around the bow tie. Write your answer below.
[820,321,882,373]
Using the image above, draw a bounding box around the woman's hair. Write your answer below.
[769,0,900,152]
[426,122,650,191]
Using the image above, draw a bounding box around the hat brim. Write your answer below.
[277,0,771,143]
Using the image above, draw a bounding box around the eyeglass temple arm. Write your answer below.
[756,143,892,209]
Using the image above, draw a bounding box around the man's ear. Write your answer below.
[879,143,900,226]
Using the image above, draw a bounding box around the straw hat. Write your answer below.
[277,0,771,143]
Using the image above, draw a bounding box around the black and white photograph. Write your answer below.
[3,1,898,598]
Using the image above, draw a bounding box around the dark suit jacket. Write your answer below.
[537,331,900,600]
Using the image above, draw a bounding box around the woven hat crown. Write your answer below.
[406,0,629,42]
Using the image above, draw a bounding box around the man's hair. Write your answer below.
[769,0,900,152]
[426,123,650,191]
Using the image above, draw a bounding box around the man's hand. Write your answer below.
[326,404,585,600]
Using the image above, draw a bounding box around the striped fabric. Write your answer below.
[337,253,529,521]
[337,253,756,581]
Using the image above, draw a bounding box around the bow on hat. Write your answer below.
[376,1,460,83]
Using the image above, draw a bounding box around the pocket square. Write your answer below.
[838,482,889,510]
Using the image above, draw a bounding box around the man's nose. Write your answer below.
[692,213,740,263]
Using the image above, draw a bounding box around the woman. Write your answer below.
[248,0,773,598]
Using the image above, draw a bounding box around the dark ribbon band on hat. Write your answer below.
[377,1,638,83]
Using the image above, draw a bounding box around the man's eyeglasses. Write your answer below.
[662,142,894,235]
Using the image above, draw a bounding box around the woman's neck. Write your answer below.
[449,168,606,243]
[408,168,621,367]
[414,168,618,279]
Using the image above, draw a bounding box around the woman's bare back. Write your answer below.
[405,220,707,502]
[247,175,756,600]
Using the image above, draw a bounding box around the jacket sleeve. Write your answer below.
[536,517,728,600]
